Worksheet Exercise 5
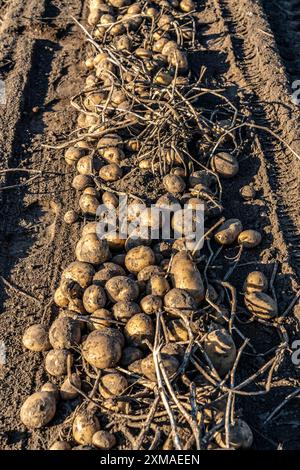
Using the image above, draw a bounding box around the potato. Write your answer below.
[49,317,81,350]
[20,392,56,429]
[238,230,262,248]
[99,372,128,398]
[99,163,122,182]
[164,288,196,311]
[127,201,146,222]
[102,191,119,208]
[40,382,60,401]
[63,261,95,289]
[214,219,243,245]
[140,295,163,315]
[167,319,188,342]
[68,299,87,316]
[105,276,139,302]
[83,187,100,198]
[111,253,126,267]
[103,147,125,165]
[72,411,100,445]
[77,156,93,175]
[189,169,214,188]
[141,353,179,381]
[114,34,132,51]
[112,301,140,322]
[82,329,123,369]
[121,346,143,367]
[240,185,256,201]
[72,174,94,191]
[105,231,126,251]
[154,70,173,86]
[146,274,170,297]
[60,373,81,400]
[168,49,188,72]
[244,292,277,319]
[64,210,79,225]
[180,0,195,12]
[125,246,155,274]
[137,265,164,282]
[22,324,50,352]
[97,134,123,151]
[124,313,154,348]
[45,349,73,377]
[92,431,116,450]
[88,10,102,26]
[93,262,125,286]
[49,441,71,450]
[82,221,98,237]
[60,278,83,300]
[90,308,114,330]
[171,251,205,305]
[76,234,111,265]
[140,208,164,232]
[54,287,69,308]
[244,271,268,294]
[214,419,253,449]
[203,329,236,377]
[79,193,100,216]
[163,174,186,194]
[65,147,86,166]
[83,285,107,313]
[211,152,239,178]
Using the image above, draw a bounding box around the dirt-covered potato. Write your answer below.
[83,284,107,313]
[238,230,262,248]
[49,317,81,350]
[65,147,86,166]
[125,246,155,274]
[22,324,50,352]
[141,353,179,381]
[146,274,170,297]
[54,287,69,308]
[49,441,71,450]
[171,251,205,305]
[62,261,95,289]
[164,288,196,311]
[180,0,195,12]
[211,152,239,178]
[112,301,140,322]
[140,295,163,315]
[79,193,100,216]
[124,313,154,348]
[214,419,253,449]
[82,221,98,237]
[244,271,268,294]
[72,411,100,445]
[99,372,128,399]
[60,278,83,300]
[68,299,87,316]
[137,265,164,283]
[20,392,56,429]
[156,193,180,210]
[72,174,94,191]
[45,349,73,377]
[104,231,126,252]
[60,374,81,401]
[214,219,243,245]
[203,329,236,377]
[103,147,125,165]
[82,328,123,369]
[167,319,188,342]
[244,292,277,319]
[64,210,79,225]
[121,346,144,367]
[240,185,256,201]
[105,276,139,302]
[99,163,122,182]
[40,382,60,401]
[77,155,93,175]
[168,49,188,72]
[163,174,186,194]
[76,234,111,265]
[92,431,116,450]
[90,308,114,330]
[93,262,126,286]
[102,191,119,208]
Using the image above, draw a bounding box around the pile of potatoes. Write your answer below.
[18,0,274,451]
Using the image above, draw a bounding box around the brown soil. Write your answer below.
[0,0,299,450]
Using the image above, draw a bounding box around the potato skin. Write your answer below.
[49,317,81,350]
[124,313,154,348]
[211,152,239,178]
[72,411,100,445]
[171,252,205,305]
[146,274,170,297]
[244,271,268,294]
[20,392,56,429]
[22,324,50,352]
[60,374,81,400]
[140,295,163,315]
[164,288,196,311]
[244,292,277,319]
[238,230,262,248]
[214,219,243,246]
[90,308,114,330]
[82,329,123,369]
[121,346,144,367]
[45,349,73,377]
[99,372,128,398]
[76,234,111,265]
[49,441,71,450]
[125,246,156,274]
[83,285,107,313]
[92,431,116,450]
[63,261,95,289]
[93,262,126,286]
[112,301,140,322]
[141,353,179,381]
[203,329,236,377]
[105,276,139,302]
[214,419,253,449]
